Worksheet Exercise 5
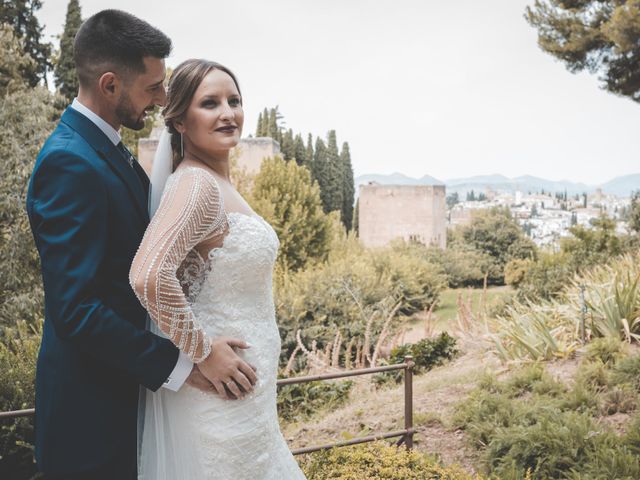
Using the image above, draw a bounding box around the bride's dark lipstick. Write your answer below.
[215,125,237,133]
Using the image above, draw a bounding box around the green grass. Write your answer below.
[409,287,514,330]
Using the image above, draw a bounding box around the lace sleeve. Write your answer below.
[130,167,227,363]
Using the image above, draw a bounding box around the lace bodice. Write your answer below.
[129,167,228,363]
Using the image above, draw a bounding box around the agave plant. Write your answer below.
[493,254,640,362]
[491,301,578,362]
[566,256,640,343]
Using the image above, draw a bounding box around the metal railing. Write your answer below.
[0,356,416,455]
[277,355,416,455]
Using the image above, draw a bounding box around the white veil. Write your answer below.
[137,128,205,479]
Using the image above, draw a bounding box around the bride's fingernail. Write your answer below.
[246,342,253,348]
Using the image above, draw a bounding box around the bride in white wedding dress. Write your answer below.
[129,59,306,479]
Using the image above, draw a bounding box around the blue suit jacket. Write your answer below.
[26,107,180,475]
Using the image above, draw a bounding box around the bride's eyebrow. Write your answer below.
[198,93,241,103]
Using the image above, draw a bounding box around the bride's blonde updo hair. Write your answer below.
[162,59,242,169]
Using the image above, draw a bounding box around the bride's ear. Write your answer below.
[173,119,186,135]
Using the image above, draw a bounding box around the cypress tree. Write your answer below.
[281,128,295,161]
[0,0,53,86]
[313,136,331,212]
[54,0,82,103]
[305,133,314,170]
[256,111,264,137]
[268,107,279,142]
[340,141,355,230]
[260,108,269,136]
[325,130,343,214]
[293,133,306,166]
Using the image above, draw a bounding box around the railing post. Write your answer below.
[404,355,414,450]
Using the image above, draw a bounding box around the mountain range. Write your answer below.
[355,173,640,198]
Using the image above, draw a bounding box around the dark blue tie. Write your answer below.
[117,141,149,197]
[116,141,135,168]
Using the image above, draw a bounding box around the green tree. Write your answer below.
[457,207,537,284]
[267,106,280,141]
[0,82,64,476]
[304,133,314,169]
[561,215,622,269]
[0,83,64,333]
[526,0,640,102]
[0,24,37,97]
[280,128,295,161]
[324,130,343,214]
[0,0,53,86]
[446,192,460,208]
[250,156,331,272]
[256,110,264,137]
[54,0,82,103]
[293,133,306,166]
[340,141,355,231]
[313,136,331,211]
[630,190,640,233]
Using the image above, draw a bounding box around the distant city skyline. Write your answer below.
[37,0,640,185]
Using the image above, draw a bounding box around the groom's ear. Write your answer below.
[98,72,120,99]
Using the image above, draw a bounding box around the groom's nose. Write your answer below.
[154,85,168,107]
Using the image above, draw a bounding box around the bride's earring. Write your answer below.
[180,133,184,158]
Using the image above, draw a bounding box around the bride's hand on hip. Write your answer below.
[198,337,258,400]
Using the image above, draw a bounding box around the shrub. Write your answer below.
[504,258,532,288]
[299,441,480,480]
[485,410,610,479]
[516,252,573,301]
[455,359,640,479]
[491,252,640,362]
[0,321,41,479]
[422,243,494,288]
[376,333,458,385]
[453,207,537,285]
[275,238,446,368]
[600,385,637,415]
[277,379,353,422]
[611,354,640,391]
[586,337,625,366]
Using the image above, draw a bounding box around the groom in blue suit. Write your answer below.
[26,10,207,479]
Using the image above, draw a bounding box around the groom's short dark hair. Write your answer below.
[73,9,171,87]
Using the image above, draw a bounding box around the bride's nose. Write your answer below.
[219,101,234,120]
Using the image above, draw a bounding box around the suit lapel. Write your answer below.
[61,108,149,223]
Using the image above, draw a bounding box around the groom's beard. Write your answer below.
[116,92,147,131]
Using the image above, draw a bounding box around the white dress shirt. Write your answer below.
[70,98,193,391]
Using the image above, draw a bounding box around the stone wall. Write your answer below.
[358,183,447,249]
[137,130,280,178]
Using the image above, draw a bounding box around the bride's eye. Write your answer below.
[229,97,241,107]
[201,99,217,108]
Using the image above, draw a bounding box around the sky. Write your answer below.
[37,0,640,185]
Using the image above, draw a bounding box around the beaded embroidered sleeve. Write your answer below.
[130,167,227,363]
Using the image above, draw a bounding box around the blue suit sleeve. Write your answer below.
[27,148,179,391]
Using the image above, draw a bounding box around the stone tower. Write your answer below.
[358,183,447,249]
